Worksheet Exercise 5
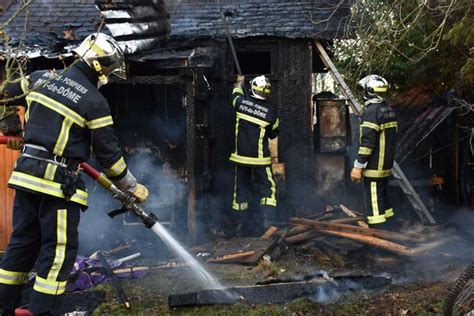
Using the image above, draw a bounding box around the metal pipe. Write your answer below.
[220,9,243,76]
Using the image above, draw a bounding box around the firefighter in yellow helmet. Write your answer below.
[0,33,148,314]
[351,75,398,228]
[229,75,279,236]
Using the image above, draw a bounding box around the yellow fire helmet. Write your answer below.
[250,75,271,100]
[357,74,389,101]
[73,33,126,87]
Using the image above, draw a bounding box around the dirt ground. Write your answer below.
[87,234,472,316]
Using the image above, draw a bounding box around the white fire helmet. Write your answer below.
[250,75,271,100]
[357,75,389,100]
[73,33,126,87]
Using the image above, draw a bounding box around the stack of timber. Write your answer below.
[285,205,418,262]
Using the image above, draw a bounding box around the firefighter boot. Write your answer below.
[221,210,243,238]
[240,208,265,237]
[374,218,397,232]
[261,205,276,229]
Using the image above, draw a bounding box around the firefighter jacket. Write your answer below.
[357,100,398,179]
[229,84,279,166]
[3,61,129,207]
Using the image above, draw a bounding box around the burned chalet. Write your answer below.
[0,0,354,244]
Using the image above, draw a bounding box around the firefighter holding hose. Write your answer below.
[351,75,398,229]
[0,33,148,315]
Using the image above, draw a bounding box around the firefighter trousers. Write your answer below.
[363,177,394,225]
[0,190,81,314]
[232,165,277,211]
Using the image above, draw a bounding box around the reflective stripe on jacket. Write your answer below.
[4,61,128,206]
[230,85,279,166]
[357,100,397,178]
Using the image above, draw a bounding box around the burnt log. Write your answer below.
[290,218,415,242]
[319,230,413,255]
[168,275,392,307]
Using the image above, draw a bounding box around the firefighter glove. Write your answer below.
[236,75,245,82]
[114,170,138,191]
[351,167,363,183]
[6,138,22,150]
[131,183,149,203]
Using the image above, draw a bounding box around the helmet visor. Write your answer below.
[97,48,127,80]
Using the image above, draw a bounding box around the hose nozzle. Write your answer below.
[140,212,158,229]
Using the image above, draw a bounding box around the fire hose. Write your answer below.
[0,135,158,229]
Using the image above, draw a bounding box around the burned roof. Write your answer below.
[0,0,170,57]
[0,0,100,56]
[166,0,352,40]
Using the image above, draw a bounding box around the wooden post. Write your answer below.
[186,72,198,244]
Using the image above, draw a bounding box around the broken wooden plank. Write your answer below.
[319,230,413,255]
[328,217,366,224]
[339,204,369,228]
[260,226,278,240]
[307,205,335,219]
[207,237,277,265]
[265,236,288,261]
[284,225,311,238]
[207,251,256,263]
[286,231,319,245]
[290,218,415,242]
[339,204,363,217]
[286,219,363,244]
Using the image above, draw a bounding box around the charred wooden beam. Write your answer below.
[168,279,327,307]
[338,204,368,228]
[328,217,366,224]
[319,230,413,255]
[284,225,311,238]
[286,231,319,245]
[290,218,415,242]
[168,275,392,307]
[260,226,278,240]
[207,251,256,263]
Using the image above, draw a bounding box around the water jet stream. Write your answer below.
[151,222,225,290]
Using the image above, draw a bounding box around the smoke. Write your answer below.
[78,171,122,256]
[312,279,363,304]
[396,220,474,283]
[78,148,187,258]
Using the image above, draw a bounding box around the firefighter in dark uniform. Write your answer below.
[0,33,148,315]
[351,75,398,227]
[230,75,279,236]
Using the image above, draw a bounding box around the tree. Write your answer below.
[335,0,473,101]
[0,0,33,133]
